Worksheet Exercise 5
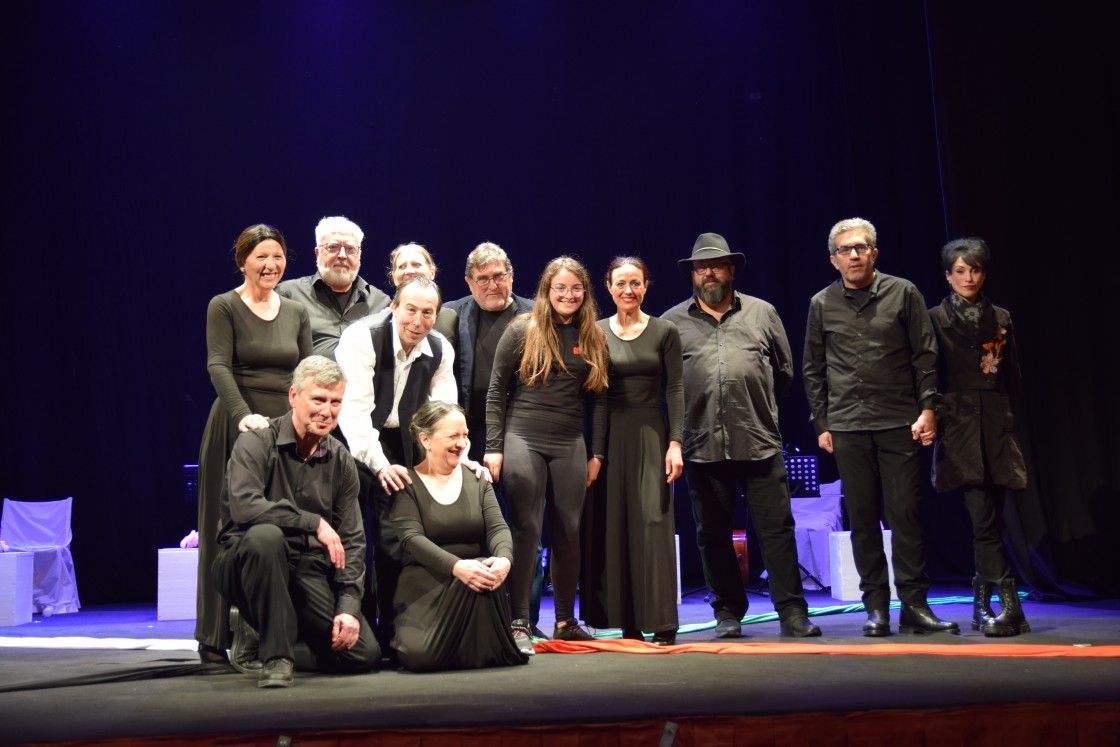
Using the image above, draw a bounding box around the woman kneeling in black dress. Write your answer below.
[389,401,530,671]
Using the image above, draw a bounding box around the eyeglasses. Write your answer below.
[550,284,585,296]
[320,243,361,257]
[833,243,873,258]
[691,262,731,276]
[471,271,510,287]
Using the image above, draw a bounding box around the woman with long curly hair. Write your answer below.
[484,256,608,651]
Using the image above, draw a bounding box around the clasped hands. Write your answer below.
[453,556,511,593]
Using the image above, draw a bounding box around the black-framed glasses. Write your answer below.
[691,262,732,276]
[471,271,510,287]
[833,243,873,258]
[320,243,361,257]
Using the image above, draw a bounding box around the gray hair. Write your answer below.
[291,355,347,392]
[827,217,877,255]
[464,241,512,278]
[315,216,364,246]
[392,274,442,308]
[409,401,466,444]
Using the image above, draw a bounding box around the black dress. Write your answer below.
[582,317,685,633]
[195,290,311,650]
[389,466,529,672]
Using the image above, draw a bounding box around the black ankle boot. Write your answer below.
[981,579,1031,637]
[972,574,995,631]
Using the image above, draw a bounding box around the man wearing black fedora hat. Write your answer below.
[662,233,821,639]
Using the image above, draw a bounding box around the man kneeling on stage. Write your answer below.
[213,355,380,687]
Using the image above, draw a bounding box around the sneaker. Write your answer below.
[229,606,263,674]
[553,618,594,641]
[258,657,294,688]
[511,619,536,656]
[529,624,549,641]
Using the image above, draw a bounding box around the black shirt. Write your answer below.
[802,272,938,434]
[217,411,364,617]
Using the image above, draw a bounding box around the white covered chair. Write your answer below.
[791,480,844,590]
[0,497,81,615]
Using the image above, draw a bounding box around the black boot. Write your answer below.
[981,579,1031,637]
[899,604,960,635]
[971,574,995,631]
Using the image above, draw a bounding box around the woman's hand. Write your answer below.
[483,452,503,482]
[461,456,493,484]
[586,456,602,488]
[238,414,270,432]
[481,556,511,586]
[453,558,499,593]
[665,441,684,484]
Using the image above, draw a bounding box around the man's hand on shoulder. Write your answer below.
[378,464,412,494]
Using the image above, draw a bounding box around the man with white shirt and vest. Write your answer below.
[335,275,457,652]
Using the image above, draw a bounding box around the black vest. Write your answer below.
[368,320,443,468]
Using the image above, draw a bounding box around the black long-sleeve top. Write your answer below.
[802,272,938,434]
[485,318,607,456]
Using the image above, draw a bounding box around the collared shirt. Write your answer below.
[277,273,390,359]
[217,411,364,617]
[335,308,457,473]
[661,291,793,463]
[802,271,938,434]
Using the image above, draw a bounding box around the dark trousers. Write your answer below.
[963,484,1012,585]
[213,524,380,672]
[355,428,410,652]
[503,417,587,623]
[831,427,929,610]
[684,453,808,622]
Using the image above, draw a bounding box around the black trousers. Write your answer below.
[213,524,380,672]
[684,453,809,622]
[963,484,1012,585]
[831,427,929,610]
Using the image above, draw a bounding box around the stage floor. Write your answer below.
[2,587,1119,745]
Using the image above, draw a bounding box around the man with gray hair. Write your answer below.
[278,216,390,358]
[803,217,958,637]
[213,355,380,688]
[444,242,534,462]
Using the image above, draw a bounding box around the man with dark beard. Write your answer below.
[279,216,390,359]
[662,233,820,639]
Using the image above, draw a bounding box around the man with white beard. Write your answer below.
[279,216,390,358]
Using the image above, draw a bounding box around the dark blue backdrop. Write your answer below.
[3,1,1115,603]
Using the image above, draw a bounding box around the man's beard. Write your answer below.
[318,260,358,288]
[695,276,731,306]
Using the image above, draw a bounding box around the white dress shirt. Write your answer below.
[335,309,457,474]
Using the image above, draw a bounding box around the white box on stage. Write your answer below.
[0,551,35,626]
[158,548,198,621]
[829,530,898,602]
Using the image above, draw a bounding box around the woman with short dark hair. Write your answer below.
[930,237,1030,636]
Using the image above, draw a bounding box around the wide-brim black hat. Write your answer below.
[678,232,746,272]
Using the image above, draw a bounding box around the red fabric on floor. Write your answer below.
[533,638,1120,657]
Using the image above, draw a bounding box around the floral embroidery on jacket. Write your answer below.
[980,327,1008,375]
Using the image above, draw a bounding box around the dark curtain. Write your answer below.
[2,1,1114,603]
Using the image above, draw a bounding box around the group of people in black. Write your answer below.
[194,215,1029,688]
